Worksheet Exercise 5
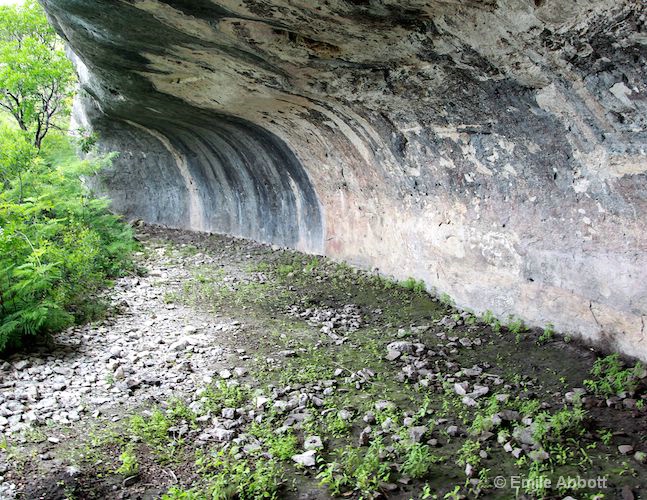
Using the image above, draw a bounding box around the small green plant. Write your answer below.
[201,381,250,415]
[481,309,501,332]
[323,410,352,437]
[584,354,643,397]
[523,461,550,497]
[168,399,197,426]
[318,438,391,497]
[401,277,426,294]
[162,487,203,500]
[444,485,462,500]
[481,310,495,324]
[276,264,296,278]
[456,439,481,468]
[507,317,527,343]
[21,427,46,443]
[249,422,299,461]
[269,433,299,460]
[464,313,478,326]
[115,445,139,476]
[128,408,186,463]
[401,443,442,479]
[538,323,555,344]
[478,467,491,489]
[163,291,179,304]
[531,406,586,447]
[439,292,454,306]
[130,409,171,446]
[196,448,284,499]
[517,398,541,417]
[376,275,398,290]
[304,257,320,273]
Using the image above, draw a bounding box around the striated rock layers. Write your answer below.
[40,0,647,358]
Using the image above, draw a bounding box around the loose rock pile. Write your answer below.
[287,303,363,343]
[0,248,238,438]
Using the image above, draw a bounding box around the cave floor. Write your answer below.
[1,225,646,500]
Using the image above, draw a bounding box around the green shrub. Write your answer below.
[0,127,136,353]
[0,1,135,353]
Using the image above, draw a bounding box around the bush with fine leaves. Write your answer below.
[0,127,136,353]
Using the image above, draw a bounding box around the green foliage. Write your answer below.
[439,292,454,306]
[481,310,502,333]
[162,487,204,500]
[0,122,38,197]
[401,443,442,479]
[444,486,462,500]
[115,445,139,476]
[597,428,613,446]
[201,381,250,415]
[400,277,426,294]
[168,398,197,427]
[74,127,99,154]
[0,129,135,353]
[276,264,295,278]
[317,438,391,496]
[323,410,352,437]
[507,316,527,342]
[522,461,550,497]
[537,323,555,344]
[129,409,172,447]
[531,406,586,447]
[304,256,320,273]
[517,399,541,418]
[456,439,481,468]
[584,354,643,397]
[196,448,285,499]
[266,433,298,461]
[128,408,184,463]
[248,422,299,460]
[0,0,76,148]
[0,3,134,353]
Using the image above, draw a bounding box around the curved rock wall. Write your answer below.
[41,0,647,358]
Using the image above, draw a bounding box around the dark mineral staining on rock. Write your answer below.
[40,0,647,359]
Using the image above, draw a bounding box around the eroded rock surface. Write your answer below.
[40,0,647,357]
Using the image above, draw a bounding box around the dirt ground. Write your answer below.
[1,225,646,500]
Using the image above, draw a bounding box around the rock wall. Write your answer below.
[41,0,647,359]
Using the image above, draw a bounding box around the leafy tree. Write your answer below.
[0,3,135,354]
[0,0,75,149]
[0,122,38,201]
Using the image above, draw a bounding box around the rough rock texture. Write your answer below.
[40,1,647,358]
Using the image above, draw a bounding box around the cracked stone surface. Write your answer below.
[39,0,647,358]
